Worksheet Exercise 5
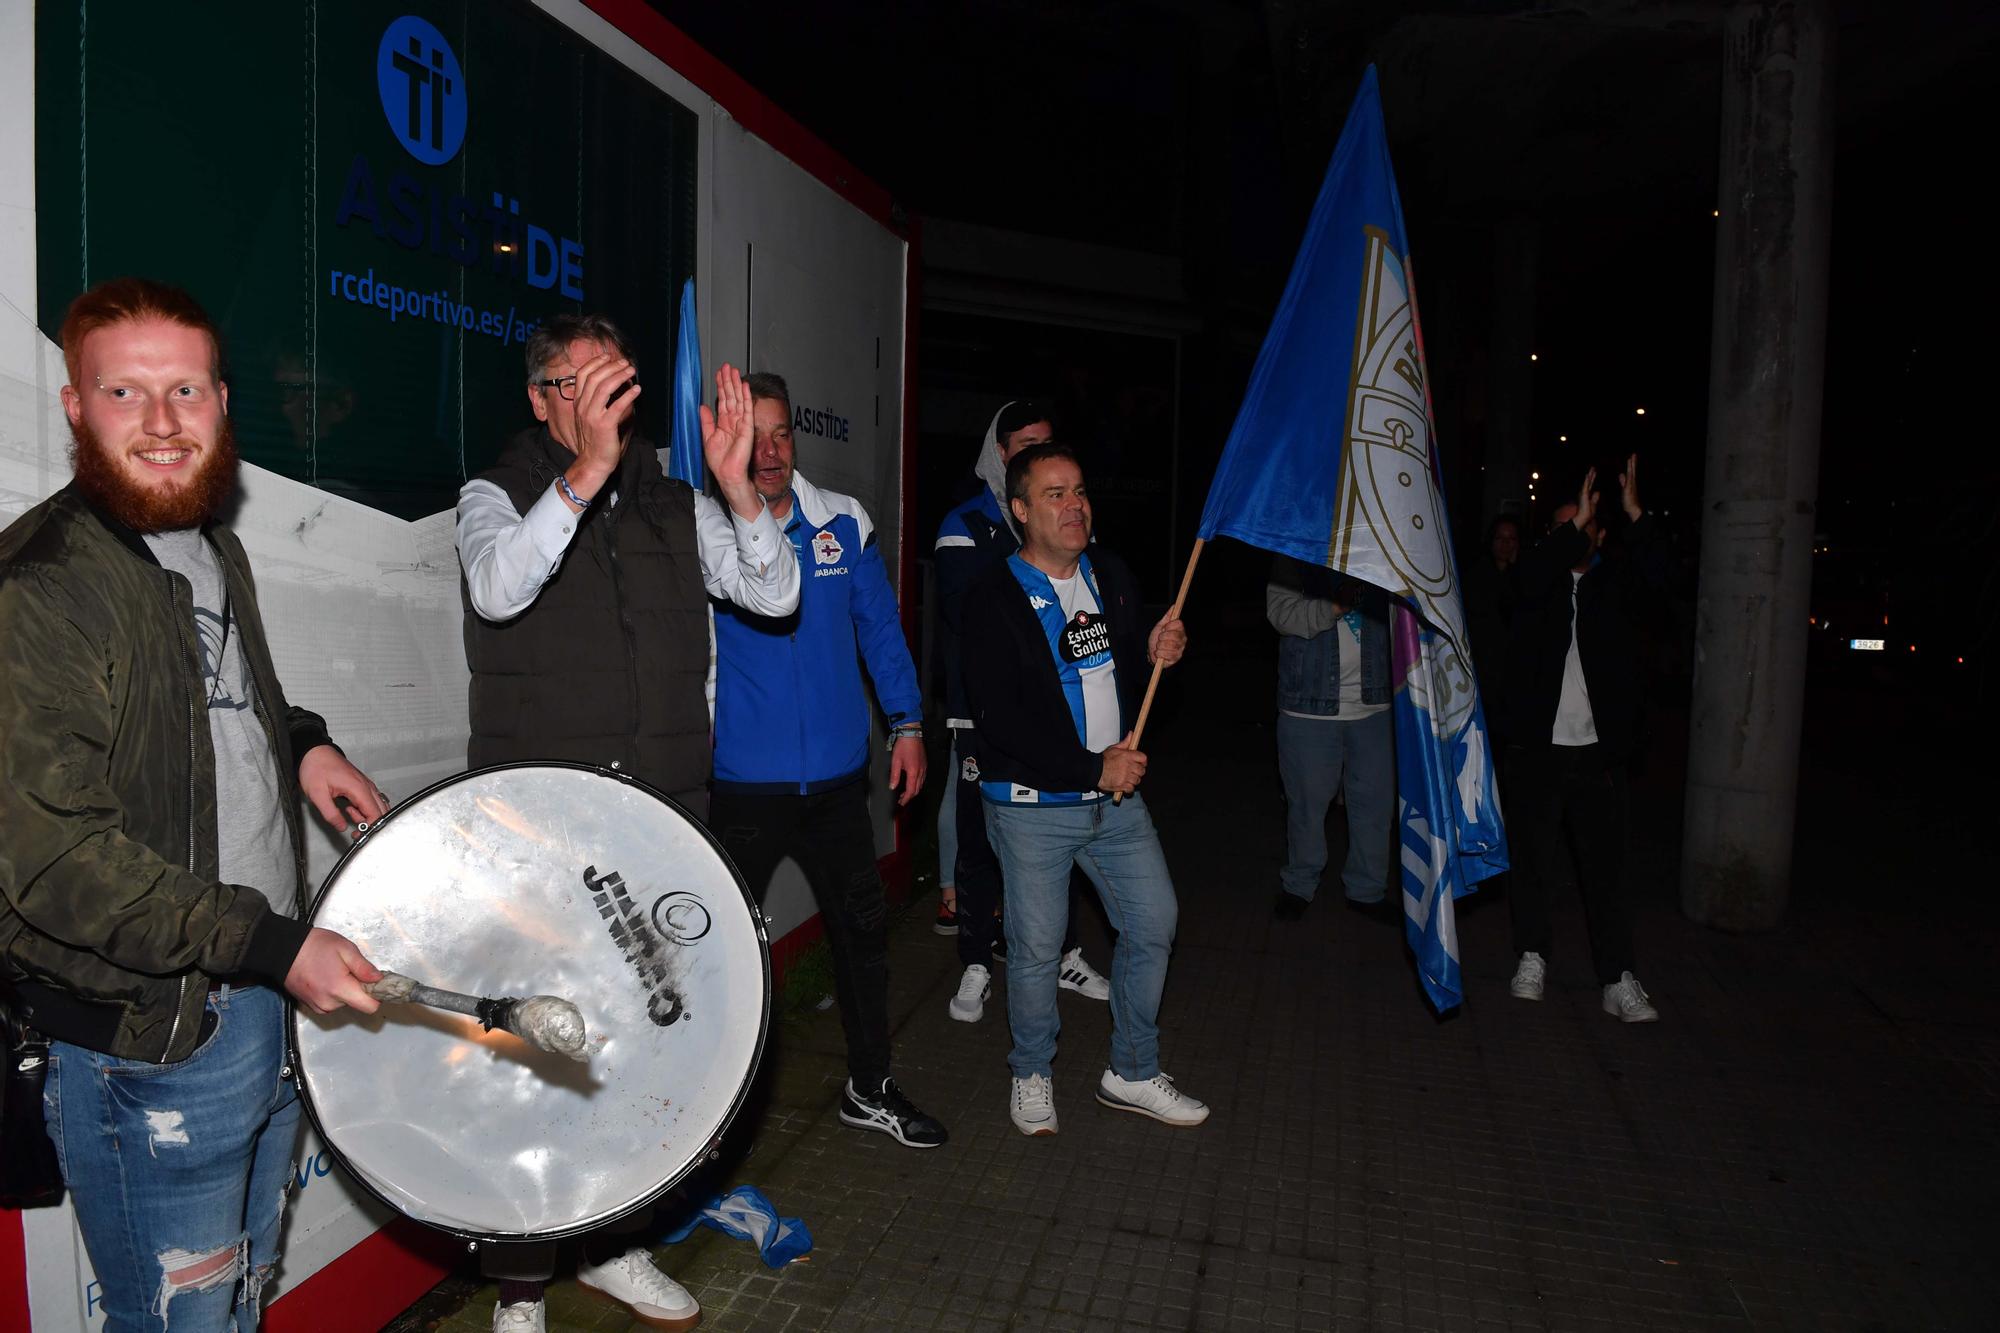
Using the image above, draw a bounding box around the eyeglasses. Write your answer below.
[532,376,579,401]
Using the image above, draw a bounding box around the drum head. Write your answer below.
[293,764,769,1242]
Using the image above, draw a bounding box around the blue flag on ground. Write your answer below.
[1195,66,1507,1012]
[667,278,705,489]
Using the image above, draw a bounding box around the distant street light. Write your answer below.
[1530,353,1539,362]
[1558,434,1568,442]
[1635,407,1647,416]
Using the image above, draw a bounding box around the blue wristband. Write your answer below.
[556,473,592,509]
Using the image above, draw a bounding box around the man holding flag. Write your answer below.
[1192,66,1506,1011]
[962,442,1206,1135]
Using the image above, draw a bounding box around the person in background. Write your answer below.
[1266,557,1397,922]
[1495,456,1668,1023]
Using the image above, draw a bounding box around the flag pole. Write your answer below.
[1114,536,1205,805]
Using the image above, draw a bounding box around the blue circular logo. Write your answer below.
[376,16,466,165]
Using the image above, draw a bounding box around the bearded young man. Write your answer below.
[0,278,388,1333]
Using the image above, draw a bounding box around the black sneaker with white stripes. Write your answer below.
[838,1076,948,1148]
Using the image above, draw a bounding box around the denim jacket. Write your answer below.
[1267,557,1391,716]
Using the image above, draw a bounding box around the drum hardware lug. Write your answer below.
[467,1240,479,1254]
[278,1064,294,1081]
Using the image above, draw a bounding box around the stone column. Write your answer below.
[1681,0,1835,930]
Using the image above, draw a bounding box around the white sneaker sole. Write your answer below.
[1011,1113,1058,1136]
[948,990,988,1023]
[1604,1002,1659,1023]
[836,1106,947,1149]
[1094,1086,1210,1127]
[1510,984,1543,1001]
[575,1277,700,1332]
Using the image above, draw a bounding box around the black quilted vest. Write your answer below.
[462,427,710,796]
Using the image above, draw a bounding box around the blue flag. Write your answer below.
[667,278,705,489]
[1196,66,1506,1011]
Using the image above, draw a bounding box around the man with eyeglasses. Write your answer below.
[453,312,796,1332]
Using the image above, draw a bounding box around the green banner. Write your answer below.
[38,1,698,518]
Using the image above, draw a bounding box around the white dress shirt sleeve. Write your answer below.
[456,478,582,622]
[695,492,799,616]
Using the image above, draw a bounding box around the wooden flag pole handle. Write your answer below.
[1114,538,1205,805]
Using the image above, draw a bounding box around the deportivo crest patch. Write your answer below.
[812,529,844,565]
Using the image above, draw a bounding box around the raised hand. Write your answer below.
[1619,453,1642,521]
[1573,466,1599,531]
[702,363,762,519]
[569,353,639,490]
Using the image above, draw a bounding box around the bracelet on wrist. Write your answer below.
[556,473,593,509]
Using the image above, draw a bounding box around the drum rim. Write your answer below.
[289,760,773,1244]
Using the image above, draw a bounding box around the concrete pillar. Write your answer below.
[1682,0,1835,931]
[1482,217,1537,527]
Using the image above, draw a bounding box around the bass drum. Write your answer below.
[292,763,769,1242]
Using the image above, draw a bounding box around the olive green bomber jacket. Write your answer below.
[0,486,325,1063]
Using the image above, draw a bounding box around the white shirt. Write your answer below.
[455,452,798,623]
[1050,570,1122,753]
[1552,570,1598,746]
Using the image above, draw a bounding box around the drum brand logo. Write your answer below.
[651,890,713,944]
[586,864,689,1027]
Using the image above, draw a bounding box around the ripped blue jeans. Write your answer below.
[44,984,300,1332]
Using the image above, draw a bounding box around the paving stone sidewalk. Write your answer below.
[407,648,2000,1332]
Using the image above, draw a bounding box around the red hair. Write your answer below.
[59,277,222,387]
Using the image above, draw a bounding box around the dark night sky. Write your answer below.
[650,0,1998,647]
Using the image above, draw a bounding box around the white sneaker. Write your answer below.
[1509,951,1546,1001]
[1602,972,1660,1023]
[1058,947,1111,1001]
[1095,1070,1209,1126]
[575,1247,700,1331]
[493,1300,545,1333]
[949,963,991,1022]
[1010,1073,1058,1136]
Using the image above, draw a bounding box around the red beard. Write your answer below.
[69,414,240,533]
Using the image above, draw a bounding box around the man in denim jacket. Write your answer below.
[1266,556,1394,921]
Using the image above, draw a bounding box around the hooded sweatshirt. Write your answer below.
[934,404,1025,724]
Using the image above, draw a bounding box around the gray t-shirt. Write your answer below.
[144,529,297,917]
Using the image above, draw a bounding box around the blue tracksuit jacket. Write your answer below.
[711,471,922,792]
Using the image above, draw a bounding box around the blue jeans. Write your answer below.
[44,985,299,1333]
[1275,708,1394,903]
[985,795,1178,1082]
[938,734,961,889]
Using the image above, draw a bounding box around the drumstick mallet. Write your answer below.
[362,972,589,1062]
